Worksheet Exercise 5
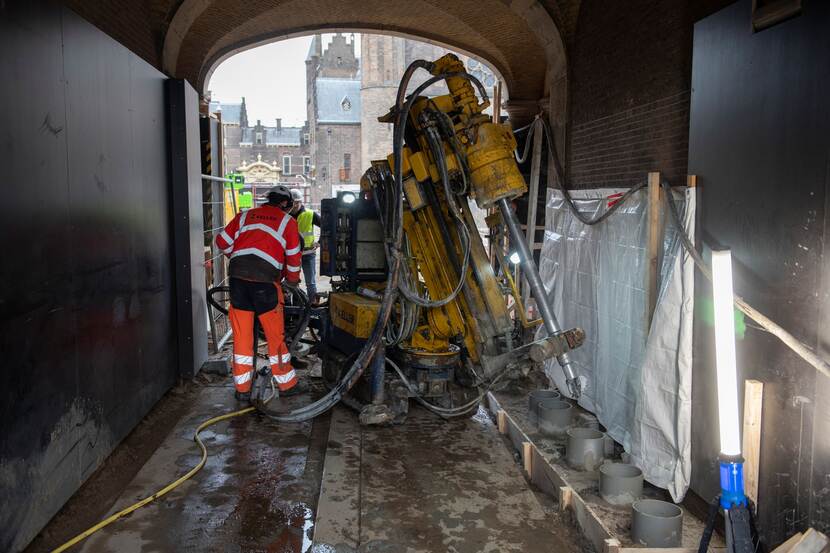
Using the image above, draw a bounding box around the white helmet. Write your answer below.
[290,189,303,201]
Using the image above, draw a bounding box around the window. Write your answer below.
[303,133,310,145]
[303,156,311,175]
[255,132,263,145]
[282,155,291,175]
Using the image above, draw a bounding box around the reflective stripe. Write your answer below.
[274,370,297,384]
[238,222,286,248]
[285,244,301,256]
[233,354,253,366]
[301,232,314,237]
[231,248,283,270]
[234,372,252,385]
[219,230,234,247]
[220,244,233,254]
[269,352,292,365]
[233,211,249,240]
[286,264,301,273]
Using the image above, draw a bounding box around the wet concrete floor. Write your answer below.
[312,405,585,553]
[77,377,584,553]
[79,380,329,553]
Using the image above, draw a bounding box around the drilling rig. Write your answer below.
[315,54,583,424]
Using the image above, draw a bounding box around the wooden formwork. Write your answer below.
[487,392,726,553]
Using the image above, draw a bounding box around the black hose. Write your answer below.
[539,116,647,226]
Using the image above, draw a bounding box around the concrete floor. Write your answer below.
[75,373,584,553]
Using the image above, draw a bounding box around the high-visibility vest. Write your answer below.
[215,206,302,282]
[297,209,315,249]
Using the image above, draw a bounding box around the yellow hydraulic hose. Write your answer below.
[50,405,256,553]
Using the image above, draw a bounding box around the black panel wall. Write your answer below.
[0,2,177,550]
[688,1,830,546]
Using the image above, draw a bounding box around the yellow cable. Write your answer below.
[51,406,256,553]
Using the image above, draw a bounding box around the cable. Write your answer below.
[538,116,647,225]
[50,405,255,553]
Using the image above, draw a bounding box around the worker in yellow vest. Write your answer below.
[290,189,321,306]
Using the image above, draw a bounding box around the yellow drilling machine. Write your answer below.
[313,54,584,424]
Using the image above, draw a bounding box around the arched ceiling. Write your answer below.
[161,0,567,104]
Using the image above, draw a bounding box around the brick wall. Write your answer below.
[64,0,167,70]
[566,0,732,188]
[313,123,361,204]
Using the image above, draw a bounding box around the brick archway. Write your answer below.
[162,0,567,124]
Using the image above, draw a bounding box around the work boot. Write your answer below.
[235,390,251,403]
[291,356,310,369]
[279,379,309,397]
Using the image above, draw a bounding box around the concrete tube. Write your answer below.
[599,463,643,505]
[565,427,605,470]
[631,499,683,547]
[538,399,573,437]
[528,389,561,425]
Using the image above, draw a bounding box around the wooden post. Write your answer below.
[522,442,533,477]
[522,119,544,309]
[497,410,507,434]
[646,172,662,324]
[558,486,573,512]
[742,379,764,510]
[493,81,502,123]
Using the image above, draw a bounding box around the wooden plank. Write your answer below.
[789,528,829,553]
[742,379,764,510]
[522,441,533,477]
[312,406,361,550]
[771,532,803,553]
[646,171,662,324]
[686,174,697,188]
[497,409,507,434]
[559,486,573,512]
[522,119,544,308]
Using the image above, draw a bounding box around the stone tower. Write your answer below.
[360,34,405,167]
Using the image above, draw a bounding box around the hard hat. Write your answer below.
[266,185,293,205]
[290,188,303,201]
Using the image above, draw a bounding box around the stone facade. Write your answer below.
[306,33,362,205]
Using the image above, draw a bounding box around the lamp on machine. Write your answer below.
[340,192,356,204]
[508,251,521,265]
[711,248,753,553]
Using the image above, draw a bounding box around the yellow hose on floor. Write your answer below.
[50,405,256,553]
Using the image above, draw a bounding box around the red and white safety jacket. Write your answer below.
[216,205,302,283]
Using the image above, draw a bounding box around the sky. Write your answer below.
[207,34,361,127]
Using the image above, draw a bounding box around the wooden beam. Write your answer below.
[686,174,697,188]
[742,379,764,510]
[522,120,544,308]
[522,441,533,477]
[646,172,662,324]
[497,410,507,434]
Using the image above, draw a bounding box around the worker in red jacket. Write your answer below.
[216,185,308,401]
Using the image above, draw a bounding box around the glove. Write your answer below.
[282,279,300,290]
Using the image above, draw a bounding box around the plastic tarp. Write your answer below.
[536,187,695,500]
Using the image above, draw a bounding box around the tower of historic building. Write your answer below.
[360,34,405,168]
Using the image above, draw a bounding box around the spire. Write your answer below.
[240,96,248,127]
[306,34,322,61]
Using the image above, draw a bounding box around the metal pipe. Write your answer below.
[497,198,581,397]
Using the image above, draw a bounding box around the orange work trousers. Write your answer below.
[228,278,297,393]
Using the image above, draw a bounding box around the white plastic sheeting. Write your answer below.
[536,187,695,500]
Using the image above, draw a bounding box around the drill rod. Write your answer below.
[497,198,581,397]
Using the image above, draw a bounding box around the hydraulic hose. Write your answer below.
[50,406,256,553]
